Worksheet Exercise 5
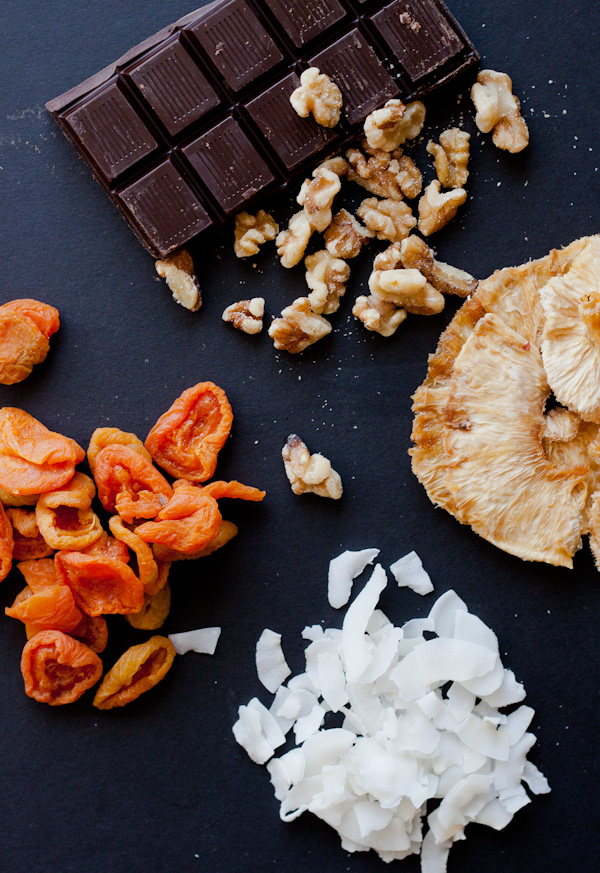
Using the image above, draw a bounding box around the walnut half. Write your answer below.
[357,197,417,244]
[290,67,343,128]
[155,249,201,311]
[417,181,467,236]
[268,297,331,353]
[471,69,529,153]
[369,268,445,316]
[282,435,343,499]
[399,235,478,298]
[324,209,374,259]
[222,298,265,334]
[364,99,426,151]
[352,295,407,337]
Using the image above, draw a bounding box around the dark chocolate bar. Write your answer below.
[47,0,478,259]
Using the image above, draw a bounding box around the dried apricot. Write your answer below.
[202,480,266,502]
[145,382,233,482]
[6,585,82,637]
[70,613,108,654]
[81,531,130,564]
[0,502,14,582]
[21,629,102,705]
[0,486,38,507]
[152,520,238,562]
[87,427,152,477]
[0,311,50,385]
[94,444,172,522]
[126,581,172,631]
[93,635,176,709]
[0,299,59,338]
[36,472,102,550]
[17,558,57,591]
[108,515,160,595]
[0,408,84,495]
[55,550,144,616]
[6,508,54,560]
[135,480,222,554]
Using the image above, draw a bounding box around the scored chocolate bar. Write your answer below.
[47,0,478,259]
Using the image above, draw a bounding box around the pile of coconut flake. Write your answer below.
[232,552,549,872]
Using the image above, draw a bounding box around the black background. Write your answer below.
[0,1,599,871]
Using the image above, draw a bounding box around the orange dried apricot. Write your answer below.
[202,480,266,502]
[0,502,14,582]
[70,613,108,654]
[126,581,172,631]
[87,427,152,477]
[0,299,60,338]
[94,444,172,523]
[93,635,175,710]
[152,520,238,562]
[81,531,130,564]
[6,508,54,560]
[0,408,84,495]
[135,480,222,554]
[0,486,38,507]
[0,311,50,385]
[36,472,102,551]
[6,584,82,637]
[145,382,233,482]
[108,515,160,595]
[21,629,102,705]
[55,550,144,616]
[17,557,57,591]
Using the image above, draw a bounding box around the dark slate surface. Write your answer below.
[0,2,599,872]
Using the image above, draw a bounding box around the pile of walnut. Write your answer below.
[155,68,528,352]
[0,383,265,707]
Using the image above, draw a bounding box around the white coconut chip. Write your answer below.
[256,628,291,693]
[390,551,434,595]
[168,626,221,655]
[233,549,549,871]
[328,548,380,608]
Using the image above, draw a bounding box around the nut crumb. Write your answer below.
[269,297,331,353]
[357,197,417,243]
[155,249,201,311]
[222,298,265,334]
[471,69,529,153]
[426,128,470,189]
[364,99,425,151]
[290,67,343,128]
[305,250,350,315]
[282,434,343,499]
[234,210,279,258]
[324,209,374,259]
[352,295,406,337]
[417,181,467,236]
[399,235,478,298]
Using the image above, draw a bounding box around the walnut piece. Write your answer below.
[364,99,426,151]
[357,197,417,243]
[317,155,349,177]
[369,267,445,316]
[155,249,201,311]
[268,297,332,353]
[222,298,265,334]
[290,67,343,128]
[399,235,478,298]
[346,143,422,201]
[282,434,343,499]
[276,211,312,268]
[471,69,529,153]
[297,167,342,232]
[324,209,374,259]
[426,128,470,189]
[352,295,406,337]
[305,250,350,315]
[234,210,279,258]
[373,242,403,272]
[417,180,467,236]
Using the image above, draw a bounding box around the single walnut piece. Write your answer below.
[282,434,343,499]
[471,69,529,153]
[290,67,343,128]
[324,209,374,259]
[234,210,279,258]
[357,197,417,243]
[346,144,422,201]
[427,128,470,189]
[417,180,467,236]
[317,155,349,177]
[352,295,406,337]
[369,267,445,316]
[297,168,342,232]
[222,298,265,334]
[399,235,478,298]
[373,242,402,272]
[276,211,312,268]
[305,250,350,315]
[155,249,201,311]
[268,297,332,353]
[364,99,426,151]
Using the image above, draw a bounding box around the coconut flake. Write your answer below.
[256,628,291,693]
[328,548,380,608]
[390,551,434,595]
[168,627,221,655]
[342,564,388,682]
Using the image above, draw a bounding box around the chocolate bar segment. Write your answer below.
[127,36,220,136]
[262,0,347,48]
[189,0,285,92]
[182,116,275,213]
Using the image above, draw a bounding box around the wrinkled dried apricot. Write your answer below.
[94,444,172,523]
[126,580,172,630]
[17,557,57,591]
[135,480,222,554]
[70,613,108,654]
[81,531,130,564]
[6,507,54,560]
[108,515,160,595]
[0,312,50,385]
[153,520,238,562]
[36,472,102,551]
[55,550,144,616]
[0,486,38,507]
[6,584,82,637]
[0,299,60,338]
[87,427,152,477]
[0,408,84,495]
[93,635,176,709]
[202,480,266,502]
[145,382,233,482]
[21,629,102,705]
[0,502,14,582]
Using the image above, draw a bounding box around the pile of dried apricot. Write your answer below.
[0,382,264,707]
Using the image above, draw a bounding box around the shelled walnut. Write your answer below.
[369,268,445,316]
[427,129,470,189]
[234,210,279,258]
[305,250,350,315]
[471,69,529,153]
[317,155,349,177]
[276,211,312,268]
[268,297,331,353]
[324,209,374,259]
[297,167,342,232]
[155,249,201,311]
[357,197,417,243]
[417,181,467,236]
[399,235,478,297]
[282,434,343,499]
[364,99,426,151]
[352,295,406,337]
[222,298,265,334]
[290,67,343,128]
[346,144,422,201]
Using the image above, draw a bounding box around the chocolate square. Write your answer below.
[63,80,157,180]
[372,0,463,81]
[127,37,220,136]
[116,158,212,257]
[245,73,337,171]
[262,0,346,48]
[309,29,399,126]
[189,0,284,92]
[183,116,275,214]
